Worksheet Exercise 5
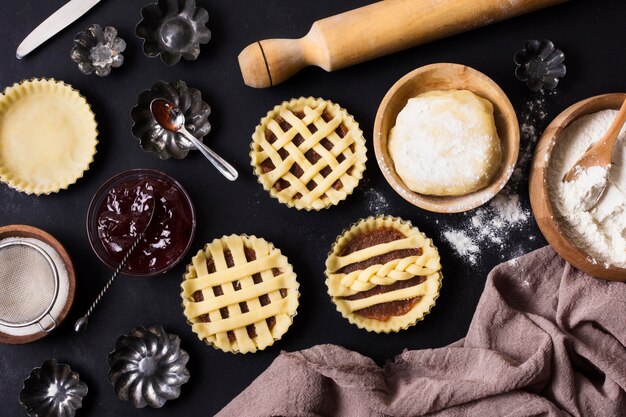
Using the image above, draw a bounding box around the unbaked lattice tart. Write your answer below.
[250,97,367,210]
[181,235,299,353]
[325,216,442,333]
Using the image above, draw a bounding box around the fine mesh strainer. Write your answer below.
[0,240,59,332]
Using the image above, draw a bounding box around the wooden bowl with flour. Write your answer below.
[529,93,626,281]
[373,63,519,213]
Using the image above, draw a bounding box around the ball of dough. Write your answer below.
[388,90,502,196]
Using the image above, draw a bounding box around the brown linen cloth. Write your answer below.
[217,247,626,417]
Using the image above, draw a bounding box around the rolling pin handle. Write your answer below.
[238,38,308,88]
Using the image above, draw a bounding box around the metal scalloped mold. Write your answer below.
[136,0,211,65]
[131,80,211,160]
[108,325,190,408]
[19,359,88,417]
[71,24,126,77]
[514,39,566,91]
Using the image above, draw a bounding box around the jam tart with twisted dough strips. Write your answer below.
[325,216,442,333]
[181,235,299,354]
[251,97,367,210]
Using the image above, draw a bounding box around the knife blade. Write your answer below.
[16,0,101,59]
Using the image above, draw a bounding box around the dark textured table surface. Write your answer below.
[0,0,624,415]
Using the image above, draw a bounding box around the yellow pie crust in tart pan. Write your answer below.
[181,235,299,354]
[325,216,442,333]
[250,97,367,210]
[0,78,98,195]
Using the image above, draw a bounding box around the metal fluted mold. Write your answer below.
[131,80,211,160]
[514,39,566,91]
[19,359,88,417]
[108,325,190,408]
[71,24,126,77]
[136,0,211,65]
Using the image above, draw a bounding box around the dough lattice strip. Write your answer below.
[181,235,298,353]
[328,236,441,297]
[258,101,357,206]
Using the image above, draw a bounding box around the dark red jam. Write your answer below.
[96,177,193,274]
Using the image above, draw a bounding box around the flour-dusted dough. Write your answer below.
[388,90,502,196]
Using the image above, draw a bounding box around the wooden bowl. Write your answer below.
[529,93,626,281]
[373,63,520,213]
[0,225,76,344]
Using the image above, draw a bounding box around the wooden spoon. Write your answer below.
[562,98,626,211]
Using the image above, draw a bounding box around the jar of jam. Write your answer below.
[87,169,196,276]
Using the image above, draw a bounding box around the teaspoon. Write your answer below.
[150,99,238,181]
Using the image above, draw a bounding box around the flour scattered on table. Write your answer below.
[364,187,391,214]
[443,192,530,265]
[443,230,479,265]
[442,91,554,265]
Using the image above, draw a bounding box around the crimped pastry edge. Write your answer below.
[325,215,442,333]
[249,96,367,211]
[181,234,300,354]
[0,78,98,195]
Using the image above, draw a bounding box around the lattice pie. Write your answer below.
[250,97,367,210]
[181,235,299,353]
[325,216,442,333]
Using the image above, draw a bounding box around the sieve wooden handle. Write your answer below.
[238,0,570,88]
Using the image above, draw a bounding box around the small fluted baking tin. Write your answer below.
[514,39,566,91]
[20,359,87,417]
[108,325,190,408]
[0,78,98,195]
[131,80,211,160]
[136,0,211,65]
[71,24,126,77]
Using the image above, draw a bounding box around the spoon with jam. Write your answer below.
[151,99,238,181]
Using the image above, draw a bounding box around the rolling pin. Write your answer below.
[238,0,569,88]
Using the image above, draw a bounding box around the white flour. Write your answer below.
[548,110,626,268]
[363,187,390,215]
[443,230,479,265]
[562,166,609,212]
[443,92,552,265]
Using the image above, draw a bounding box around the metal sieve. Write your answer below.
[0,240,59,332]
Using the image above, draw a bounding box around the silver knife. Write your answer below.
[16,0,101,59]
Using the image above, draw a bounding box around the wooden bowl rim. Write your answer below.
[373,62,520,213]
[529,93,626,281]
[0,224,76,344]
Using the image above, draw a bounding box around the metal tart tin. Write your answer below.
[20,359,88,417]
[71,24,126,77]
[108,325,190,408]
[514,39,566,91]
[131,80,211,160]
[136,0,211,65]
[86,169,196,277]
